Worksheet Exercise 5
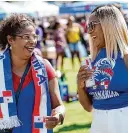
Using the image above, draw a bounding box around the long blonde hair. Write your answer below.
[89,5,128,61]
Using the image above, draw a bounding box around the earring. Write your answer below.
[10,46,12,50]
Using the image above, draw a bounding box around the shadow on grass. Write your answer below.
[54,123,91,133]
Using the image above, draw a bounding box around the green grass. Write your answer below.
[54,57,92,133]
[54,102,92,133]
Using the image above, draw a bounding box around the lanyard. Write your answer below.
[15,62,30,104]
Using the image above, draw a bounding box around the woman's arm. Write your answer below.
[77,65,93,112]
[49,77,65,116]
[44,77,65,129]
[78,86,92,112]
[43,59,65,129]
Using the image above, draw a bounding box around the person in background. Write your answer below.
[43,32,56,68]
[39,21,46,43]
[0,14,65,133]
[32,19,43,52]
[66,16,82,69]
[77,5,128,133]
[80,18,89,55]
[36,25,43,49]
[80,18,87,34]
[54,21,67,70]
[32,18,44,57]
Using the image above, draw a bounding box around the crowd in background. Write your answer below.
[33,4,128,71]
[33,14,89,70]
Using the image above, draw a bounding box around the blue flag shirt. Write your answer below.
[87,48,128,110]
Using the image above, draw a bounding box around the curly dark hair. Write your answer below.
[0,13,35,50]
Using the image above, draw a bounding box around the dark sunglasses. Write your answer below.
[87,21,100,33]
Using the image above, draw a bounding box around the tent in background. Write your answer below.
[0,1,33,20]
[59,1,128,15]
[59,1,93,15]
[0,1,30,14]
[0,1,59,20]
[12,1,59,17]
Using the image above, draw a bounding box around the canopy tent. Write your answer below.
[12,1,59,17]
[0,1,33,20]
[0,1,59,20]
[59,2,92,15]
[59,1,128,15]
[0,2,30,14]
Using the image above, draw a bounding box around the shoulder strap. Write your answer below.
[15,62,31,104]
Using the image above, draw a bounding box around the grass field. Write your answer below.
[54,57,92,133]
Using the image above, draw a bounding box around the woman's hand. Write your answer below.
[44,114,60,129]
[45,67,66,129]
[77,65,94,89]
[77,65,93,112]
[44,108,64,129]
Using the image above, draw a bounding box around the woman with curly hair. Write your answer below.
[0,14,65,133]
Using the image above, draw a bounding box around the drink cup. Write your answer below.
[81,57,95,87]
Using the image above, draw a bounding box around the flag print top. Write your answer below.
[87,48,128,110]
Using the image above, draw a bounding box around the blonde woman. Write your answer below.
[77,5,128,133]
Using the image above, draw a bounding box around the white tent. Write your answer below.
[0,2,29,14]
[12,1,59,17]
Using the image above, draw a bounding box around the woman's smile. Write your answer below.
[24,45,35,52]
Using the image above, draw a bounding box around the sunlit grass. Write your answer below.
[54,57,92,133]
